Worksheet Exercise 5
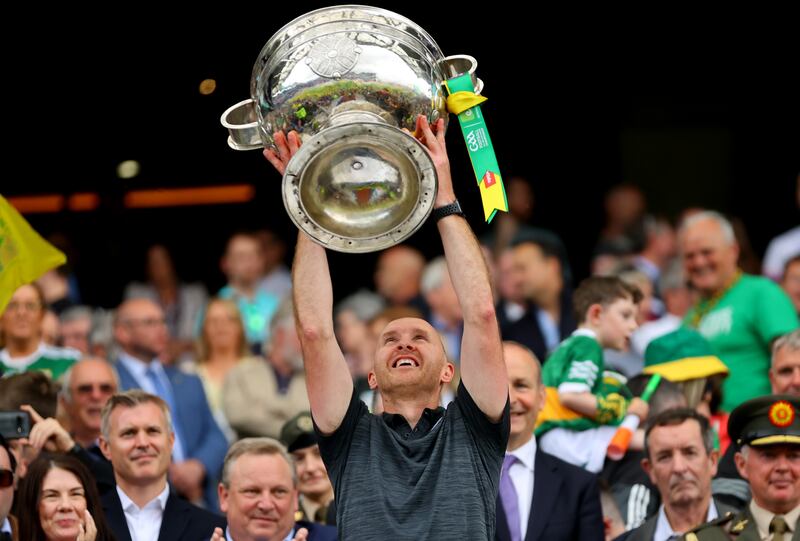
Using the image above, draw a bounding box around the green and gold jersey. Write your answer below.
[0,343,80,380]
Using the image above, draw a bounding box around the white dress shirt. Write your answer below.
[226,526,296,541]
[117,352,186,461]
[653,500,718,541]
[117,483,170,541]
[506,436,537,539]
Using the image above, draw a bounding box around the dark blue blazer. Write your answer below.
[496,448,604,541]
[102,488,226,541]
[115,359,228,505]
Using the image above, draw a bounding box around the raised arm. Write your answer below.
[416,116,507,420]
[265,133,353,434]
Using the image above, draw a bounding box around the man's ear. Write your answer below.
[367,371,378,390]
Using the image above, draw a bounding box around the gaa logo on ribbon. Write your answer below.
[769,401,795,428]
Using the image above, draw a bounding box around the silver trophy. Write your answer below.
[221,5,482,253]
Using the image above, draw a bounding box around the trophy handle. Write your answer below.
[438,55,483,95]
[220,99,264,151]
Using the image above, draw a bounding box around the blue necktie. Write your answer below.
[144,366,185,460]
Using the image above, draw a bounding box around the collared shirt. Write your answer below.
[381,405,445,441]
[117,483,170,541]
[1,517,11,534]
[226,526,296,541]
[117,352,186,461]
[749,500,800,540]
[506,436,536,539]
[653,500,718,541]
[535,308,561,354]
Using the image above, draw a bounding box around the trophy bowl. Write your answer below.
[221,5,482,252]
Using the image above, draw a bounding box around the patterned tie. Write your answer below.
[770,515,788,541]
[500,454,522,541]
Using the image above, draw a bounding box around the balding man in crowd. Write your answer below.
[681,211,799,412]
[114,298,227,507]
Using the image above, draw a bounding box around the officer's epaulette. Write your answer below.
[683,511,741,540]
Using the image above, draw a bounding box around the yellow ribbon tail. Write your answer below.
[479,171,508,223]
[446,91,488,115]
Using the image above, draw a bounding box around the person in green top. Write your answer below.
[0,283,79,380]
[681,211,800,412]
[538,276,649,472]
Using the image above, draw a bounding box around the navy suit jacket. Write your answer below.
[115,359,228,505]
[496,448,604,541]
[102,488,226,541]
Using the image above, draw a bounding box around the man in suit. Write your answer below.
[99,390,226,541]
[620,408,738,541]
[113,298,227,506]
[496,341,603,541]
[688,395,800,540]
[213,438,337,541]
[501,233,575,364]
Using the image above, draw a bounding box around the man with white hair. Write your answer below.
[421,256,463,362]
[680,211,799,411]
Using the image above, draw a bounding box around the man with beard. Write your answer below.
[619,409,738,540]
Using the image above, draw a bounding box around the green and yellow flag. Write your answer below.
[0,195,66,312]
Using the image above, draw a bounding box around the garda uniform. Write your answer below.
[684,395,800,540]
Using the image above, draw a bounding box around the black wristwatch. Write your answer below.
[431,200,465,222]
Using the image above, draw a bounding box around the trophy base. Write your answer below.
[283,122,437,253]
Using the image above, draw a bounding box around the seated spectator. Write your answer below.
[421,257,464,363]
[617,408,739,541]
[99,390,226,541]
[125,244,208,363]
[0,371,59,477]
[280,412,335,525]
[255,228,292,301]
[184,298,252,441]
[213,438,337,541]
[40,311,61,347]
[497,341,603,541]
[782,255,800,317]
[373,244,429,316]
[59,306,94,356]
[218,233,280,354]
[333,290,384,401]
[0,284,79,380]
[113,298,227,507]
[223,299,309,439]
[16,452,116,541]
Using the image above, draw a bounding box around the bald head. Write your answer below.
[503,341,544,451]
[114,299,168,360]
[680,212,739,296]
[374,246,426,305]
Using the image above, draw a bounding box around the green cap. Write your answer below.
[279,411,317,453]
[728,395,800,447]
[643,327,728,382]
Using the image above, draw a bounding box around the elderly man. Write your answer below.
[212,438,337,541]
[264,116,509,539]
[771,331,800,397]
[619,409,737,541]
[99,390,226,541]
[680,211,799,411]
[496,342,603,541]
[113,298,227,506]
[280,412,334,524]
[688,395,800,539]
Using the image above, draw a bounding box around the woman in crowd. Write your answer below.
[16,453,116,541]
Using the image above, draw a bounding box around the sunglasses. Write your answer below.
[0,469,12,488]
[75,383,116,396]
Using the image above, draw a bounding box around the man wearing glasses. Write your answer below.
[113,298,227,508]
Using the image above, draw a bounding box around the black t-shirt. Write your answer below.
[316,381,510,540]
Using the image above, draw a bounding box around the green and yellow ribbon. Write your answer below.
[444,75,507,223]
